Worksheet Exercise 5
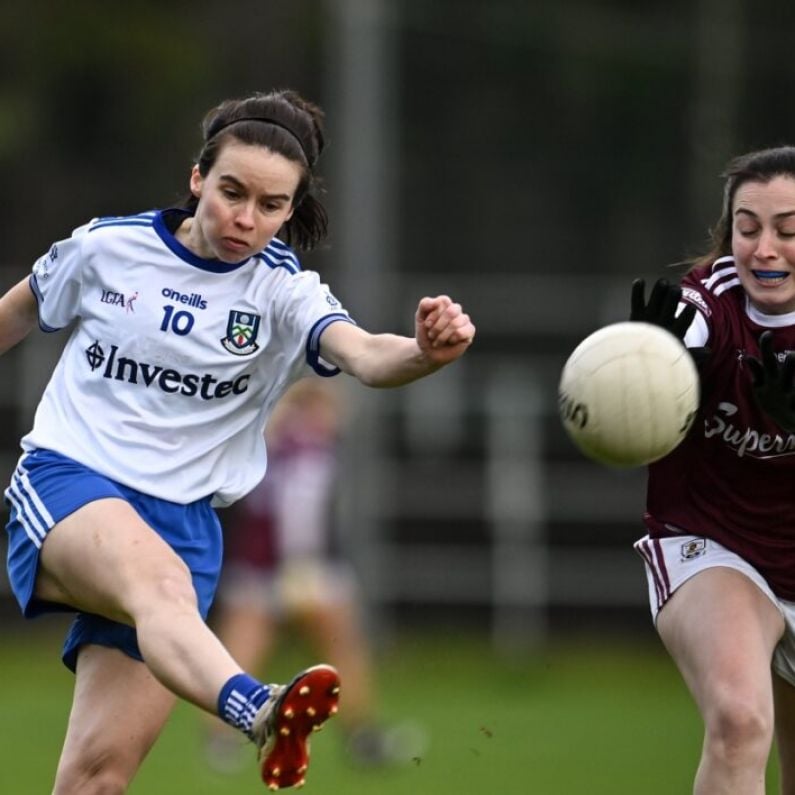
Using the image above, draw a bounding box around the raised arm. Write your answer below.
[319,295,475,388]
[0,277,38,355]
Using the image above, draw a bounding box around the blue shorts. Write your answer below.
[4,448,223,671]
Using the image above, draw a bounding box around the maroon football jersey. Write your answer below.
[645,257,795,599]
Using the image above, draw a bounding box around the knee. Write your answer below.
[53,745,134,795]
[704,695,774,765]
[154,557,197,609]
[133,555,198,616]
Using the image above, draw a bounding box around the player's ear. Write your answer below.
[189,165,203,198]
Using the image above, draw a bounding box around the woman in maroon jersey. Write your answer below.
[632,146,795,794]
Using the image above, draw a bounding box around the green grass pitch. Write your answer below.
[0,617,782,793]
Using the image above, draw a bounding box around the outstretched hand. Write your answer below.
[746,330,795,433]
[630,278,696,341]
[415,295,475,366]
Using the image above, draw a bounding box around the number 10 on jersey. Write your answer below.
[160,305,195,336]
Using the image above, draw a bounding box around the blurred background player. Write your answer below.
[204,378,425,771]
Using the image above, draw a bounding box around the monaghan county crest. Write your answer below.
[221,310,261,355]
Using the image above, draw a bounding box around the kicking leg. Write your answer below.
[37,498,242,711]
[38,498,339,790]
[203,584,279,772]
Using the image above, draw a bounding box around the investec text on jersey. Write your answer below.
[85,341,250,400]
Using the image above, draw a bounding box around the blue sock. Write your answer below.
[218,673,271,737]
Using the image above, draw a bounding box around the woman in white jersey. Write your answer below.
[0,89,475,794]
[631,146,795,794]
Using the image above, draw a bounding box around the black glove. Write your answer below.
[630,278,709,369]
[745,330,795,433]
[630,278,696,340]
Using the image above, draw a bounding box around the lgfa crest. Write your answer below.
[221,310,261,355]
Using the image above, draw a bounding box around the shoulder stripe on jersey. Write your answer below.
[89,219,155,232]
[267,237,293,254]
[257,248,301,274]
[89,211,157,232]
[704,263,736,289]
[712,276,742,296]
[701,256,741,296]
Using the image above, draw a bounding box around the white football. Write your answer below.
[558,321,699,468]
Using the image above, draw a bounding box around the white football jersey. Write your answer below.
[22,209,353,506]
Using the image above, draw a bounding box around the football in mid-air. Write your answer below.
[558,321,699,468]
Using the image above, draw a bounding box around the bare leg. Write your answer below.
[203,598,277,760]
[657,567,784,794]
[52,645,175,795]
[37,498,241,713]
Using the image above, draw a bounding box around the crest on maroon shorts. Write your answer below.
[680,538,707,561]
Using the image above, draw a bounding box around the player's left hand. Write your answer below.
[415,295,475,365]
[746,330,795,433]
